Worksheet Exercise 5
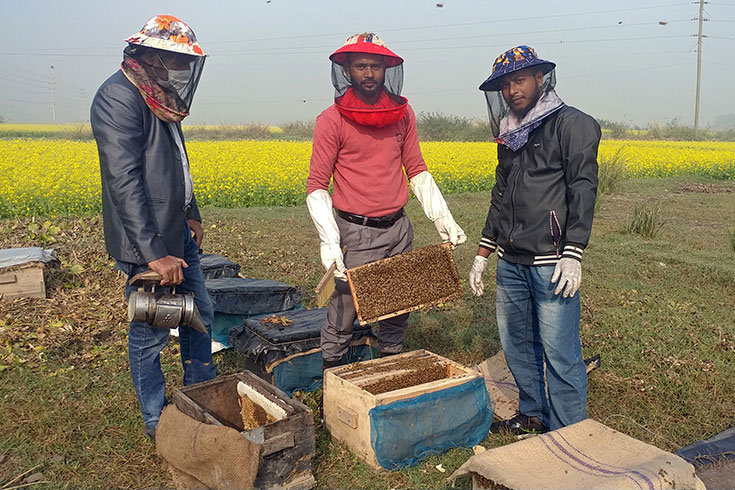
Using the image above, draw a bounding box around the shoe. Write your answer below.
[143,425,156,441]
[489,413,548,435]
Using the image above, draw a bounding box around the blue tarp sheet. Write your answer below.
[677,427,735,466]
[369,376,493,470]
[205,277,302,315]
[272,342,375,395]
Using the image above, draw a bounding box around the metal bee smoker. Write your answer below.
[127,270,208,334]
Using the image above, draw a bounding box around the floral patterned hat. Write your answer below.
[330,32,403,67]
[125,15,206,57]
[479,45,554,91]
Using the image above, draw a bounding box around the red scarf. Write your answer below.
[120,57,189,123]
[335,88,408,128]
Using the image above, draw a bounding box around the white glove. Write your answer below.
[469,255,488,296]
[551,258,582,298]
[306,190,346,281]
[410,171,466,247]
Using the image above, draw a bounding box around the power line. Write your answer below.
[209,20,690,55]
[0,3,693,55]
[205,2,692,44]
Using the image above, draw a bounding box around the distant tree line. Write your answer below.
[2,113,735,141]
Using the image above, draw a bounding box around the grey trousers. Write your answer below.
[321,213,413,362]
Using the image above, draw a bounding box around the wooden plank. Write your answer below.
[333,350,432,379]
[315,246,347,308]
[0,265,45,299]
[375,375,478,405]
[315,263,336,308]
[275,472,316,490]
[336,405,358,429]
[171,390,225,427]
[261,431,295,456]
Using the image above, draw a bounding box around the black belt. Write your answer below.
[336,208,405,229]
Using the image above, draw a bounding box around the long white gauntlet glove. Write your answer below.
[306,189,346,281]
[469,255,488,296]
[551,257,582,298]
[410,171,466,247]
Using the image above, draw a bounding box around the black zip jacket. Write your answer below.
[479,106,601,265]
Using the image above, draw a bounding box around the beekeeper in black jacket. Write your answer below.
[469,45,600,434]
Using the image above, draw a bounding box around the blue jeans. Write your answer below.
[116,226,216,430]
[495,258,587,430]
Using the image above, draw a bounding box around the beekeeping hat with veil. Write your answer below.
[121,15,206,123]
[329,32,408,127]
[479,45,565,151]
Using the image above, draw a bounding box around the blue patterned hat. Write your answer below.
[479,45,555,91]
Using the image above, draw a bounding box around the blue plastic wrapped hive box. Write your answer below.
[323,350,493,470]
[229,307,376,395]
[205,277,303,347]
[198,253,240,280]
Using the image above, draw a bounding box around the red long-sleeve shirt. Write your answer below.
[306,104,428,217]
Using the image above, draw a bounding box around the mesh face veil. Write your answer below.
[484,69,556,139]
[329,32,404,98]
[124,15,206,114]
[479,45,559,140]
[330,57,404,100]
[328,33,408,128]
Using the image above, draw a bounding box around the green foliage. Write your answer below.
[184,123,273,140]
[25,220,60,245]
[597,147,628,196]
[416,112,492,142]
[608,121,630,139]
[62,124,93,140]
[595,147,628,213]
[625,201,666,238]
[279,120,315,140]
[644,118,735,142]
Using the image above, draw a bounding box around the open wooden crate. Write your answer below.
[172,371,316,490]
[346,243,462,325]
[323,350,484,469]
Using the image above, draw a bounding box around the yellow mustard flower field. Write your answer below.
[0,138,733,218]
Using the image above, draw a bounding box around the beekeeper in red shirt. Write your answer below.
[306,33,466,369]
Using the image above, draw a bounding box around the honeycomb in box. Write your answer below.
[347,244,462,323]
[343,356,450,395]
[239,394,275,430]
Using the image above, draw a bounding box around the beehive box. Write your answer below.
[228,308,376,396]
[173,371,316,490]
[346,243,462,325]
[0,263,46,299]
[323,350,492,470]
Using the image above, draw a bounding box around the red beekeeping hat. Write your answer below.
[329,32,403,67]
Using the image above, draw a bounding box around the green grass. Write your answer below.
[625,201,666,238]
[1,177,734,488]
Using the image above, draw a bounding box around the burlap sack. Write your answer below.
[450,418,706,490]
[474,350,600,421]
[156,405,261,490]
[473,350,519,421]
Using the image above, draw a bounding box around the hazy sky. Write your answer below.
[1,0,733,127]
